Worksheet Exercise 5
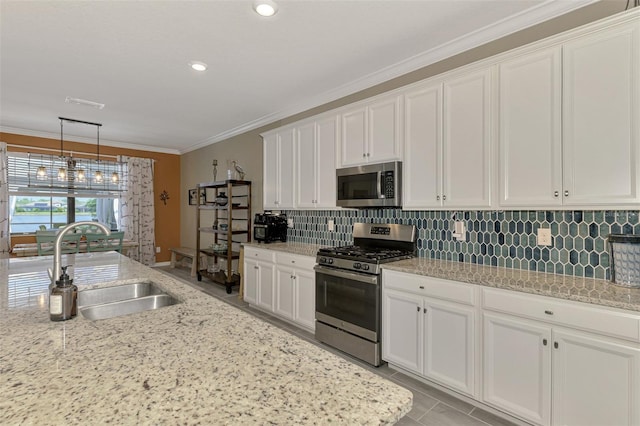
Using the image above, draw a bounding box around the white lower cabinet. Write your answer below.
[382,270,477,397]
[482,288,640,426]
[244,247,316,332]
[483,312,552,425]
[243,247,275,310]
[382,271,640,426]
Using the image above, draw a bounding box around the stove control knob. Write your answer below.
[362,264,370,271]
[353,262,361,269]
[319,257,327,264]
[328,258,334,264]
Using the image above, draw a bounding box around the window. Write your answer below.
[7,152,124,234]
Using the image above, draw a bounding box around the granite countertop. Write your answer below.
[383,257,640,313]
[243,242,640,313]
[0,253,412,425]
[243,242,325,258]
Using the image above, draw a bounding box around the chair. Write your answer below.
[85,231,124,253]
[36,231,82,256]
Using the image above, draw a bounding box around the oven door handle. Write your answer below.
[314,265,379,285]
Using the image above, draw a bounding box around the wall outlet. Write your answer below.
[537,228,552,246]
[452,220,466,241]
[287,218,294,229]
[328,219,335,232]
[156,246,161,253]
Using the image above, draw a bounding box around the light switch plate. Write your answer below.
[537,228,552,246]
[328,219,335,232]
[452,220,466,241]
[287,218,294,229]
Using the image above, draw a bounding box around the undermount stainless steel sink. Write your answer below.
[78,281,180,320]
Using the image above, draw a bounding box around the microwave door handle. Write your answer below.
[377,171,383,199]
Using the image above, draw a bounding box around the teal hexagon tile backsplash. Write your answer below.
[283,209,640,280]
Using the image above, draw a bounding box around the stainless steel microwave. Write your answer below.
[336,161,402,208]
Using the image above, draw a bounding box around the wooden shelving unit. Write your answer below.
[196,179,251,294]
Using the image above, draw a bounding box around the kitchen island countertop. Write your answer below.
[0,253,412,425]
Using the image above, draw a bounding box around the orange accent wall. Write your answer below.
[1,132,180,263]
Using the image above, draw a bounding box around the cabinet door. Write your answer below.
[499,47,562,208]
[340,106,367,167]
[382,289,423,374]
[243,258,258,305]
[296,122,317,208]
[563,22,640,206]
[424,299,475,397]
[368,94,402,163]
[482,312,551,426]
[277,128,296,209]
[443,68,493,208]
[552,329,640,426]
[275,265,295,320]
[403,82,442,209]
[294,268,316,332]
[315,115,338,208]
[263,133,279,210]
[256,261,275,311]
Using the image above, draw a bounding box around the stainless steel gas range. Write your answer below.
[314,223,416,366]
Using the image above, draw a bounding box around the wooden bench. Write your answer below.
[169,247,201,277]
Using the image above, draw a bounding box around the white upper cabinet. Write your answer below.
[403,67,492,210]
[443,67,493,208]
[403,81,442,209]
[296,115,338,209]
[339,94,402,167]
[562,20,640,206]
[498,47,562,208]
[263,127,295,210]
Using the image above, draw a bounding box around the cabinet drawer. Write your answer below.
[383,270,476,306]
[276,253,316,270]
[482,288,640,342]
[244,247,275,263]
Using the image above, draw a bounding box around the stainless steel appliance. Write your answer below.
[253,213,287,243]
[336,161,402,208]
[315,222,416,366]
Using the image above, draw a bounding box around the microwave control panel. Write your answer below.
[383,171,395,199]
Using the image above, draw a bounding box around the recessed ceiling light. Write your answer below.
[189,61,208,72]
[253,0,278,17]
[65,96,105,109]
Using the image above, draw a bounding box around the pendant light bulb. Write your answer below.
[57,167,67,181]
[94,170,103,183]
[111,172,119,184]
[36,166,47,180]
[76,169,86,182]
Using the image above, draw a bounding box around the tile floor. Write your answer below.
[157,265,520,426]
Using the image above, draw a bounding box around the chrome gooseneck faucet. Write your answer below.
[51,221,111,286]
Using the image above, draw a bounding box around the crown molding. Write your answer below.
[181,0,598,153]
[0,126,181,155]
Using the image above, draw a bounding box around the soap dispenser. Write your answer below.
[49,266,77,321]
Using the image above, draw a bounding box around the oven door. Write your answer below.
[314,265,380,341]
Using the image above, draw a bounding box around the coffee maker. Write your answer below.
[253,212,287,243]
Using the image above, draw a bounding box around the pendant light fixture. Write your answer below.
[94,125,103,183]
[30,117,122,190]
[57,119,67,181]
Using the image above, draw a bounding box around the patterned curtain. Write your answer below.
[0,142,10,257]
[119,156,156,265]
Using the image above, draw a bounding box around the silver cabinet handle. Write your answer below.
[254,266,258,269]
[443,195,446,201]
[543,338,548,346]
[564,190,569,197]
[554,191,559,197]
[416,306,420,312]
[363,153,366,158]
[419,285,424,289]
[436,195,440,201]
[423,308,427,313]
[367,152,370,157]
[544,310,553,315]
